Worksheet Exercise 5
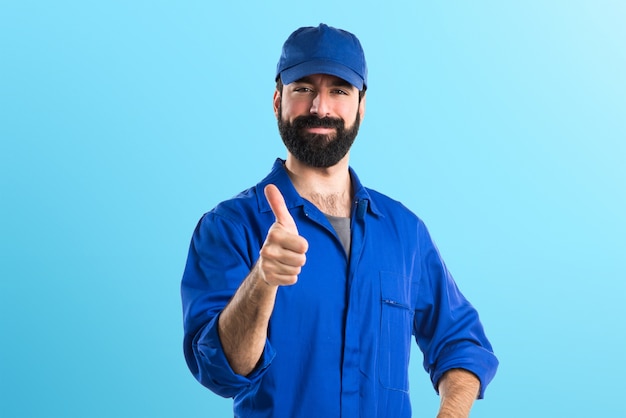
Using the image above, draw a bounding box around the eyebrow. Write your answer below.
[294,76,354,90]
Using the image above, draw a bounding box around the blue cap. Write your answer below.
[276,24,367,90]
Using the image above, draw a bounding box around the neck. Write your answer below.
[284,154,353,217]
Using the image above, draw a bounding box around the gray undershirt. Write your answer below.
[325,214,351,257]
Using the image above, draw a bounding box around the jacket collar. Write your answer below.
[256,158,382,218]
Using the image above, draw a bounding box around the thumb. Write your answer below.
[264,184,298,233]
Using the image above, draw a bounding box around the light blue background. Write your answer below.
[1,1,624,417]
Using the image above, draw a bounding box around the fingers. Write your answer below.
[258,240,306,286]
[264,184,298,234]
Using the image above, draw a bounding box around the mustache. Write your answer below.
[292,115,344,130]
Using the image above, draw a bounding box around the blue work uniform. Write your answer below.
[181,159,498,417]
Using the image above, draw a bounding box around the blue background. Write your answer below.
[1,1,624,417]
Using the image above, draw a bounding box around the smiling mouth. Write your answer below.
[306,127,336,134]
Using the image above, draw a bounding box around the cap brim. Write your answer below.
[280,60,364,90]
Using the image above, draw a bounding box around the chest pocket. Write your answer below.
[378,271,413,392]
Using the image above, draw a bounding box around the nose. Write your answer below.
[310,92,330,117]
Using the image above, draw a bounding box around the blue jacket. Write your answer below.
[181,159,498,417]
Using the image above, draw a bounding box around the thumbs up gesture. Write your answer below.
[258,184,309,287]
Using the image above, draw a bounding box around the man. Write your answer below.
[181,23,498,417]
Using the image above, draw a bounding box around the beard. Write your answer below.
[277,105,360,168]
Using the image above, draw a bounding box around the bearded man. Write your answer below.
[181,23,498,418]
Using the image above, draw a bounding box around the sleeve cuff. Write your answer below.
[430,343,499,399]
[192,314,276,398]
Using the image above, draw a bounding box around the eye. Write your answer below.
[294,86,313,93]
[332,89,349,95]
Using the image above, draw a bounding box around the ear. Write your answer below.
[358,92,366,121]
[273,89,281,118]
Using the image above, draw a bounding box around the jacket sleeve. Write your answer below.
[181,211,275,398]
[413,220,499,399]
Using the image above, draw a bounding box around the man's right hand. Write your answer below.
[257,184,309,287]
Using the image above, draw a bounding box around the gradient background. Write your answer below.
[1,1,625,417]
